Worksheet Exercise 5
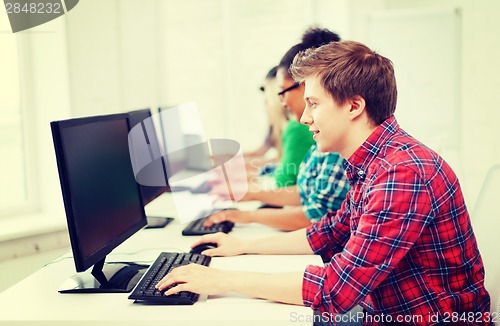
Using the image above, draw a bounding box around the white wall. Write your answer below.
[65,0,123,117]
[363,0,500,209]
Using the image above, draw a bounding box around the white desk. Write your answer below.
[0,194,322,326]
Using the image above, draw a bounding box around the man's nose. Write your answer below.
[300,105,312,125]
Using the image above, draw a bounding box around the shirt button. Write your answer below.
[357,169,365,178]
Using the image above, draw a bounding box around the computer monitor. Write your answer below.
[51,113,148,293]
[127,108,173,228]
[157,104,212,193]
[127,108,169,204]
[157,105,186,177]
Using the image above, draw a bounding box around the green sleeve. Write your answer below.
[273,120,315,188]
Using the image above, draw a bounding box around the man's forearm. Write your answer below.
[248,186,301,206]
[227,271,304,305]
[251,207,312,231]
[243,228,314,255]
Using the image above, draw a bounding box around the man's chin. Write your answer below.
[316,142,328,152]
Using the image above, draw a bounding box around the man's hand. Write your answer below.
[203,210,254,227]
[156,264,230,296]
[190,232,247,257]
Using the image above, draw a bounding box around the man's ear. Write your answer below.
[348,95,366,120]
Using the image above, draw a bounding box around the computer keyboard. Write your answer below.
[181,212,234,236]
[190,181,212,194]
[129,252,211,304]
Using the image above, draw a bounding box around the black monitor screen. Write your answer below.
[127,108,169,205]
[158,106,187,176]
[51,114,146,272]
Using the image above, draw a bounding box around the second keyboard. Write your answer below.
[182,210,235,236]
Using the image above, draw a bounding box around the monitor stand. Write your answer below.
[145,216,174,229]
[58,258,148,293]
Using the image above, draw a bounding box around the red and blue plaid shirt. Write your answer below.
[303,116,490,325]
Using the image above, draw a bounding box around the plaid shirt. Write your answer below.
[297,144,350,221]
[303,116,490,325]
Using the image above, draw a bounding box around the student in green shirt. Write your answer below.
[273,118,314,187]
[272,28,341,188]
[206,27,348,231]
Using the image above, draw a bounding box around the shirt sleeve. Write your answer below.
[303,164,434,313]
[302,153,349,221]
[306,194,352,262]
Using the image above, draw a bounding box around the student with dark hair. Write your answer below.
[244,66,287,163]
[255,27,342,188]
[242,63,313,188]
[206,27,349,231]
[276,27,341,137]
[158,40,490,325]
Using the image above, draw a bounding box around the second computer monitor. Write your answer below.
[127,108,170,205]
[157,103,212,179]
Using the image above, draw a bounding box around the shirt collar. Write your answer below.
[344,115,399,182]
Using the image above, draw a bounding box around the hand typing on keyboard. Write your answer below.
[209,182,255,201]
[203,210,254,227]
[155,233,246,296]
[146,231,306,306]
[155,263,231,296]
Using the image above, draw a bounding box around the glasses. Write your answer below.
[277,83,300,98]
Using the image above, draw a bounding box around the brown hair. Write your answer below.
[290,40,397,125]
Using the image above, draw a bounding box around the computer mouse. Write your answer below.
[189,242,218,255]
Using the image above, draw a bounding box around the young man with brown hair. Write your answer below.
[157,40,490,325]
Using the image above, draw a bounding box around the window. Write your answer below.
[0,13,30,215]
